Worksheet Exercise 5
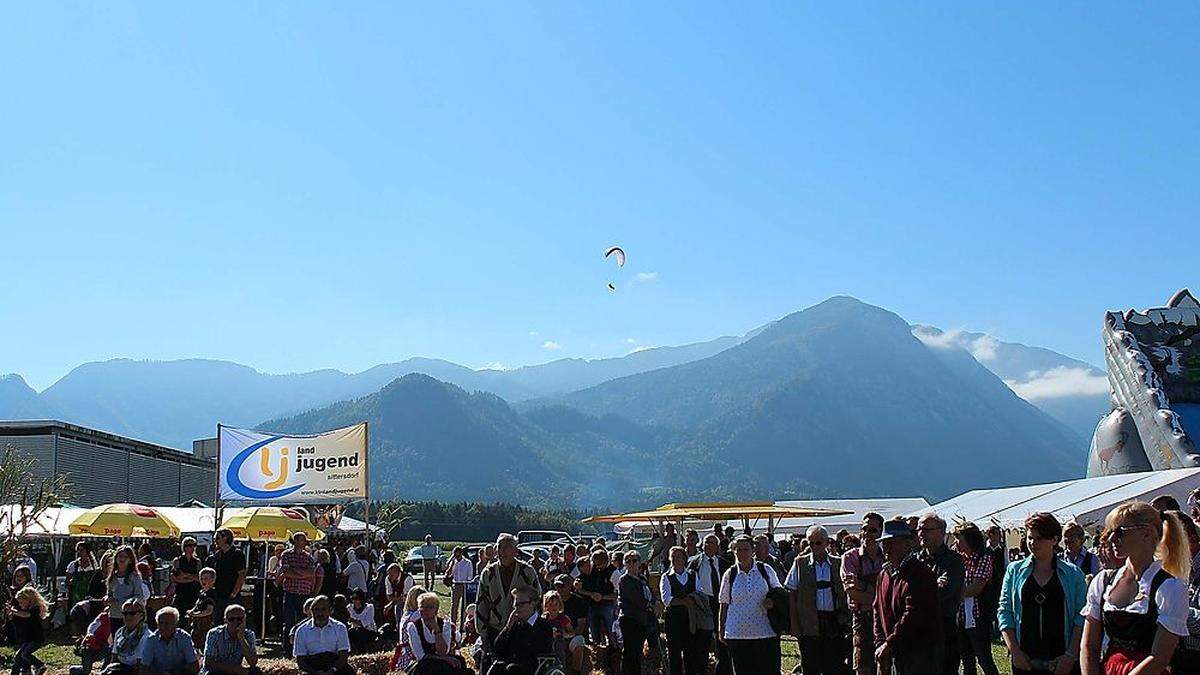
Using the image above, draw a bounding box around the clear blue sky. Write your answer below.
[2,3,1197,390]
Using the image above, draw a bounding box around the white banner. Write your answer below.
[218,423,367,503]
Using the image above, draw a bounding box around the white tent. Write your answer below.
[0,505,85,537]
[920,468,1200,530]
[773,498,931,535]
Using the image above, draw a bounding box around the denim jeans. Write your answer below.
[588,602,615,643]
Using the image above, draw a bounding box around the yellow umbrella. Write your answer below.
[220,507,325,543]
[69,503,181,538]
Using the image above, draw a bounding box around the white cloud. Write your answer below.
[913,327,964,349]
[1005,367,1110,400]
[478,362,509,371]
[624,338,639,345]
[528,331,539,337]
[634,271,659,283]
[542,340,563,351]
[968,335,999,361]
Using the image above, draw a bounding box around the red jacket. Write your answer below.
[872,554,941,664]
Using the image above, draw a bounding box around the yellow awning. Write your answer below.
[582,501,852,524]
[69,503,182,538]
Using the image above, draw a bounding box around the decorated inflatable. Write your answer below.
[1089,289,1200,476]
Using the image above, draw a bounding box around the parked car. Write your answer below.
[517,530,576,546]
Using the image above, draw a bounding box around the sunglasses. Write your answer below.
[1111,524,1149,541]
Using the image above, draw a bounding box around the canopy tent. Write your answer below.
[919,468,1200,530]
[0,505,85,538]
[333,515,384,536]
[585,501,853,537]
[771,497,931,535]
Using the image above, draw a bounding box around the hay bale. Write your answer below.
[253,650,392,675]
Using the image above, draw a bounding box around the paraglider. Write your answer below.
[605,246,625,291]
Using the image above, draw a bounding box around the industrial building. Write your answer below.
[0,420,215,507]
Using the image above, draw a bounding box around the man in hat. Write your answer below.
[872,518,941,675]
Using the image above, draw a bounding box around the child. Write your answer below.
[389,585,427,672]
[8,586,49,675]
[544,590,590,673]
[187,567,217,649]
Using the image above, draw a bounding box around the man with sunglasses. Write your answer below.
[105,599,147,675]
[841,512,885,675]
[786,526,849,675]
[201,605,259,675]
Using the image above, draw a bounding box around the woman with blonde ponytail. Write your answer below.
[1080,501,1189,675]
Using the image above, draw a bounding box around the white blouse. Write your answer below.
[349,603,376,631]
[1082,560,1188,637]
[718,562,782,640]
[406,619,455,660]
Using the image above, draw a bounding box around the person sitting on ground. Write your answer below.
[136,606,199,675]
[462,604,480,648]
[406,592,471,675]
[69,601,112,675]
[187,568,217,650]
[346,589,378,654]
[8,585,49,675]
[553,575,589,650]
[293,595,352,675]
[390,585,428,672]
[543,590,590,674]
[103,599,148,675]
[331,593,351,624]
[200,604,259,675]
[488,587,554,675]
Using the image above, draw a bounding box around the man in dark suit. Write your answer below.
[488,586,553,675]
[786,526,850,675]
[689,534,732,675]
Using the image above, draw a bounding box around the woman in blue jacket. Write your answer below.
[997,512,1088,675]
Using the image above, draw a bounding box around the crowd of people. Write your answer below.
[11,493,1200,675]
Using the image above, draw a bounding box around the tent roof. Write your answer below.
[586,501,852,526]
[772,497,932,535]
[921,469,1200,530]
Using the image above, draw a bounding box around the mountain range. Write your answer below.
[0,297,1100,507]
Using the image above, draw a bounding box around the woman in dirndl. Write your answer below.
[1081,501,1190,675]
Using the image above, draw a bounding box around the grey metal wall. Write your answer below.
[0,434,54,479]
[4,431,215,507]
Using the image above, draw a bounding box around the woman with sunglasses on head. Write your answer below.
[105,545,149,620]
[998,512,1087,675]
[719,534,784,674]
[617,550,656,675]
[1081,501,1190,675]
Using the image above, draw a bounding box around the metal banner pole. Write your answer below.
[363,421,371,549]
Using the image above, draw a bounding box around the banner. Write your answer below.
[218,423,367,503]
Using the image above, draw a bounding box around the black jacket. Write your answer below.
[493,615,554,671]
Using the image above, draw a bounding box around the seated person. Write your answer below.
[69,608,111,675]
[293,595,352,675]
[101,599,148,675]
[406,592,470,675]
[187,568,217,650]
[331,594,351,624]
[390,585,427,672]
[200,604,260,675]
[552,575,589,649]
[543,591,589,674]
[136,606,199,675]
[346,589,379,654]
[461,603,480,647]
[488,587,554,675]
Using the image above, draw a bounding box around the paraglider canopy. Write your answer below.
[604,246,626,267]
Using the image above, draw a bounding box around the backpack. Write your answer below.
[732,562,791,636]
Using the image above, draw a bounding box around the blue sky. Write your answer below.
[2,3,1198,390]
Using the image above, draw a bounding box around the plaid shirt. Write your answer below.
[959,551,993,624]
[280,549,316,596]
[200,626,256,675]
